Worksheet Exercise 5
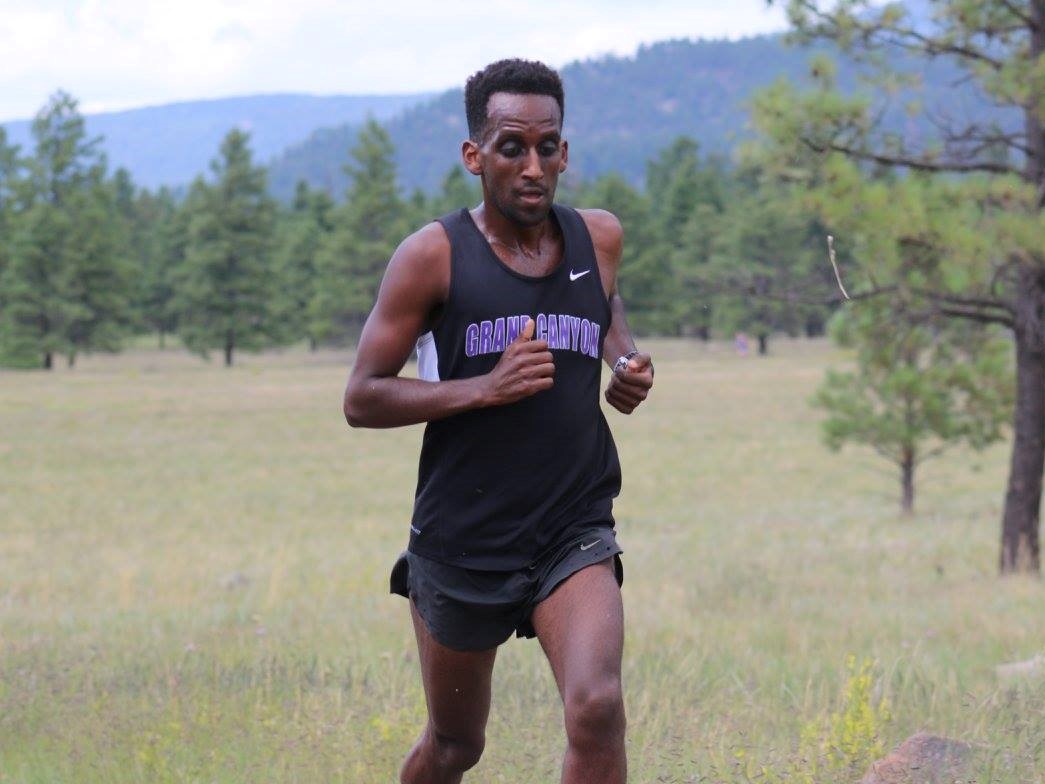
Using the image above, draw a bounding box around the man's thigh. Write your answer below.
[529,559,624,698]
[410,599,498,738]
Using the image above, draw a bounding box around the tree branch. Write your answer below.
[915,442,951,465]
[808,138,1024,176]
[870,441,901,465]
[873,26,1007,70]
[996,0,1038,31]
[912,287,1014,314]
[926,118,1034,158]
[791,0,1009,69]
[938,304,1015,328]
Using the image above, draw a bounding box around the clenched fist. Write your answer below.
[480,318,555,406]
[605,352,653,414]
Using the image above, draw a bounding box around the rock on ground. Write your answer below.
[860,732,971,784]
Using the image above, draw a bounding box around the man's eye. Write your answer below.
[539,142,559,156]
[500,144,521,157]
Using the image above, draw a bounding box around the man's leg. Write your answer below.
[400,599,498,784]
[531,560,626,784]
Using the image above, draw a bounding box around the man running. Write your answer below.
[343,58,654,784]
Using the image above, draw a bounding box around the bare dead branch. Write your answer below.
[827,235,850,300]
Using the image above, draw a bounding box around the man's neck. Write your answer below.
[473,202,554,258]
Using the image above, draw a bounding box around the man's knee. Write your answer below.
[564,678,626,743]
[432,728,485,772]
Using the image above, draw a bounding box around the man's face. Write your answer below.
[463,92,568,227]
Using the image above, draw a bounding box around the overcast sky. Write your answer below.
[1,0,789,122]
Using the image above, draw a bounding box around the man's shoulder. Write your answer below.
[381,220,452,303]
[574,208,622,237]
[573,208,623,260]
[394,220,452,267]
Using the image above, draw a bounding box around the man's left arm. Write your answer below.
[578,209,654,415]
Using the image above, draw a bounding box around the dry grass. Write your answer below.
[1,338,1042,782]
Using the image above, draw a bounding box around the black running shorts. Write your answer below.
[390,526,623,652]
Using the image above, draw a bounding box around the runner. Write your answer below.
[343,58,654,784]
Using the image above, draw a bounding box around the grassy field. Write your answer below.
[1,338,1043,783]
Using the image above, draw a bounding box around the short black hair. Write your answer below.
[464,59,565,142]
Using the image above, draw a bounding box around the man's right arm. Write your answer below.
[343,222,554,429]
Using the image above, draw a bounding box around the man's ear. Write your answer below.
[559,139,569,174]
[462,139,482,176]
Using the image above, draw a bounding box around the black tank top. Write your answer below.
[408,204,622,570]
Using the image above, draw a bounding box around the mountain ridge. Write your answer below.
[1,91,430,190]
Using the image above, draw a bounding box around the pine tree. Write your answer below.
[815,298,1012,514]
[703,183,827,354]
[575,173,660,331]
[637,138,734,335]
[136,187,183,347]
[0,92,131,368]
[310,120,406,343]
[756,0,1045,571]
[176,130,277,366]
[271,180,334,349]
[62,175,134,366]
[0,129,21,347]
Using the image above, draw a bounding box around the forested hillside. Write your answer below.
[269,33,1017,197]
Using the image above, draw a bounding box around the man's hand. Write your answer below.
[605,353,653,415]
[480,319,555,406]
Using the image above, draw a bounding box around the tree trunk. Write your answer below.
[757,333,768,355]
[309,335,317,352]
[43,351,52,370]
[67,351,76,368]
[159,330,165,349]
[999,270,1045,573]
[224,333,234,367]
[901,447,915,515]
[998,3,1045,571]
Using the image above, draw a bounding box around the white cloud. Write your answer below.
[0,0,788,121]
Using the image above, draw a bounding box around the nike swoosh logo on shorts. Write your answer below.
[569,269,590,282]
[579,539,600,551]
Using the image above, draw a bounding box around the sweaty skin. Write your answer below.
[343,91,651,784]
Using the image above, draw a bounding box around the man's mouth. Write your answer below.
[517,189,546,204]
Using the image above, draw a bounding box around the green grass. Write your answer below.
[1,338,1043,782]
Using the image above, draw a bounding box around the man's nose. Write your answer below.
[522,148,542,179]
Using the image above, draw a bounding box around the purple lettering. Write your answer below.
[536,313,548,342]
[547,313,560,349]
[589,323,601,358]
[569,316,581,351]
[505,315,521,344]
[465,323,479,357]
[558,315,571,349]
[492,318,506,352]
[479,320,494,354]
[579,319,591,355]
